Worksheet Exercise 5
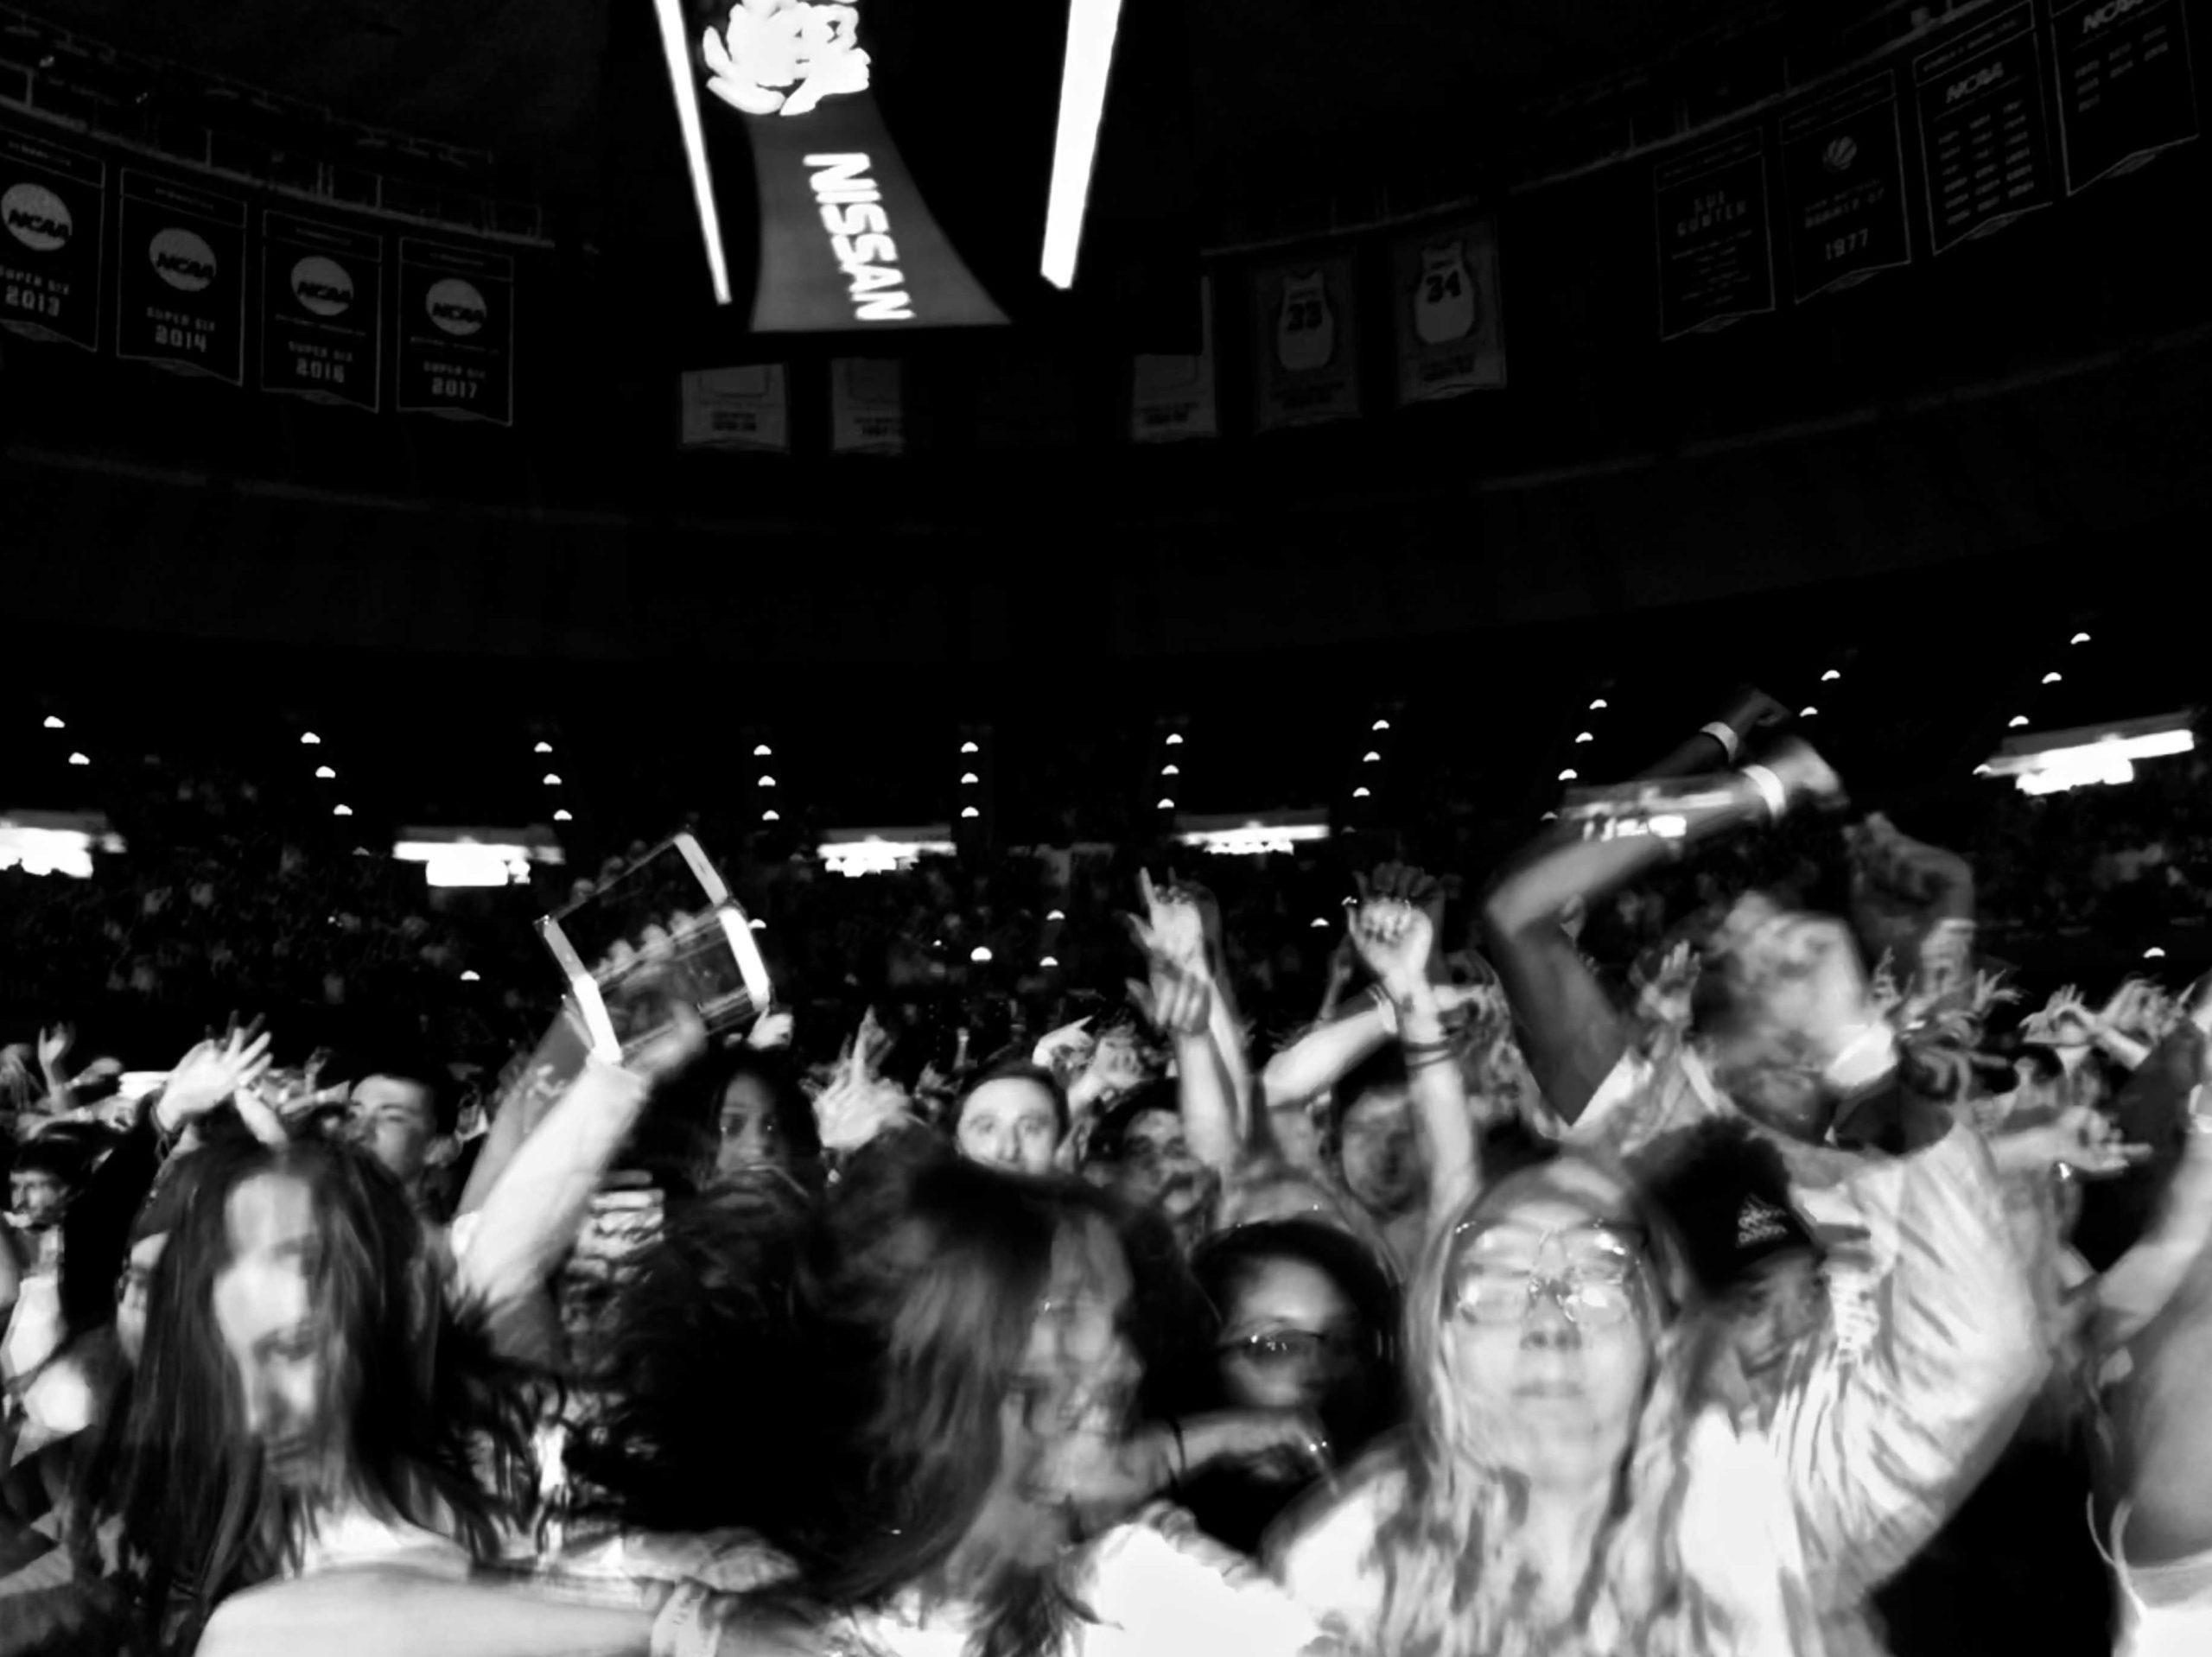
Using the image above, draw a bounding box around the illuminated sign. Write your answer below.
[1173,812,1332,858]
[392,828,567,889]
[1976,713,2196,796]
[652,0,1008,332]
[819,828,957,876]
[0,811,123,879]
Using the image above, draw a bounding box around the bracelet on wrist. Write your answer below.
[1167,1418,1189,1492]
[1700,721,1744,764]
[1739,764,1789,823]
[1408,1047,1459,1072]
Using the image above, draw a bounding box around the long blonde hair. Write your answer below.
[1354,1151,1796,1657]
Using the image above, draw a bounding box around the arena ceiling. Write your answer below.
[18,0,1774,229]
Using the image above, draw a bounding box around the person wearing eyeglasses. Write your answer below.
[1268,1122,2044,1657]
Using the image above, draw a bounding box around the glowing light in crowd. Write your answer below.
[1175,814,1330,857]
[1161,764,1179,777]
[962,742,980,754]
[67,752,89,766]
[1800,707,1819,718]
[1373,720,1390,732]
[535,741,553,754]
[1980,714,2196,797]
[763,809,781,822]
[42,716,63,730]
[543,773,563,786]
[1821,670,1840,682]
[1166,733,1183,746]
[961,806,980,819]
[394,837,559,890]
[1353,786,1371,798]
[751,917,767,930]
[1157,797,1175,810]
[1041,0,1124,288]
[2072,632,2091,645]
[334,804,353,817]
[759,776,777,788]
[2043,673,2063,684]
[1311,917,1331,929]
[1047,909,1065,921]
[819,831,957,877]
[302,733,321,745]
[961,772,980,785]
[1559,769,1578,782]
[461,970,481,982]
[1589,699,1608,711]
[1541,811,1559,822]
[648,0,734,303]
[315,766,336,780]
[2146,947,2168,959]
[1363,751,1382,764]
[0,814,122,879]
[2009,716,2030,728]
[970,945,994,964]
[754,744,772,757]
[1041,955,1059,968]
[554,809,574,822]
[1575,732,1594,743]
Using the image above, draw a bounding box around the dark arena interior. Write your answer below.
[4,1,2212,1654]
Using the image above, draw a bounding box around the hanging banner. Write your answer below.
[1912,3,2058,253]
[830,357,906,453]
[1130,275,1217,441]
[0,121,105,352]
[1251,256,1360,433]
[660,0,1008,332]
[680,365,791,452]
[115,170,246,384]
[395,237,513,424]
[1390,218,1505,405]
[260,211,383,412]
[1655,129,1776,340]
[2049,0,2198,194]
[1780,72,1914,301]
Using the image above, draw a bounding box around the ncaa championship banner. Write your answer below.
[396,237,513,425]
[1129,276,1217,442]
[679,364,791,451]
[0,120,105,352]
[1389,218,1505,405]
[115,170,246,383]
[261,210,382,412]
[1252,256,1361,433]
[830,357,906,453]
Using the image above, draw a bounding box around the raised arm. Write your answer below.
[1349,899,1477,1228]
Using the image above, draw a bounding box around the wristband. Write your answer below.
[1366,985,1401,1036]
[1739,765,1789,823]
[1700,721,1744,764]
[1408,1048,1459,1072]
[1167,1419,1188,1492]
[1400,1037,1455,1058]
[652,1582,721,1657]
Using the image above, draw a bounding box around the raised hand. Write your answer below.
[1134,870,1208,975]
[626,1000,709,1089]
[1759,735,1848,811]
[1991,1103,2152,1179]
[746,1008,796,1051]
[1129,955,1212,1041]
[1350,898,1435,998]
[1718,684,1793,739]
[813,1025,913,1152]
[36,1024,74,1075]
[157,1026,276,1133]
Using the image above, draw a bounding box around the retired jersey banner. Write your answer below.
[1655,130,1776,340]
[1130,276,1217,441]
[260,211,382,412]
[1252,257,1360,433]
[396,238,513,425]
[1780,72,1914,301]
[2049,0,2198,194]
[1913,4,2058,253]
[830,357,906,453]
[0,121,105,352]
[115,170,245,384]
[680,365,791,452]
[1390,219,1505,405]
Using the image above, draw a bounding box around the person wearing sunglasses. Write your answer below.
[1271,1126,2044,1657]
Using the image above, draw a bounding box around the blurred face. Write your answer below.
[1442,1168,1656,1489]
[10,1171,67,1230]
[1109,1108,1217,1232]
[715,1074,791,1179]
[1338,1087,1422,1217]
[1217,1256,1366,1423]
[117,1231,167,1368]
[969,1216,1138,1571]
[1706,906,1875,1140]
[348,1076,437,1189]
[211,1172,346,1495]
[957,1078,1061,1177]
[1729,1252,1823,1381]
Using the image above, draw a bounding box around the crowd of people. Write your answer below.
[4,689,2212,1657]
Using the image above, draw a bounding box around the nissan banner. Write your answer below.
[0,121,105,352]
[396,237,514,424]
[115,170,246,383]
[261,210,383,411]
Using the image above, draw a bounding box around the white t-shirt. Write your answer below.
[2107,1505,2212,1657]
